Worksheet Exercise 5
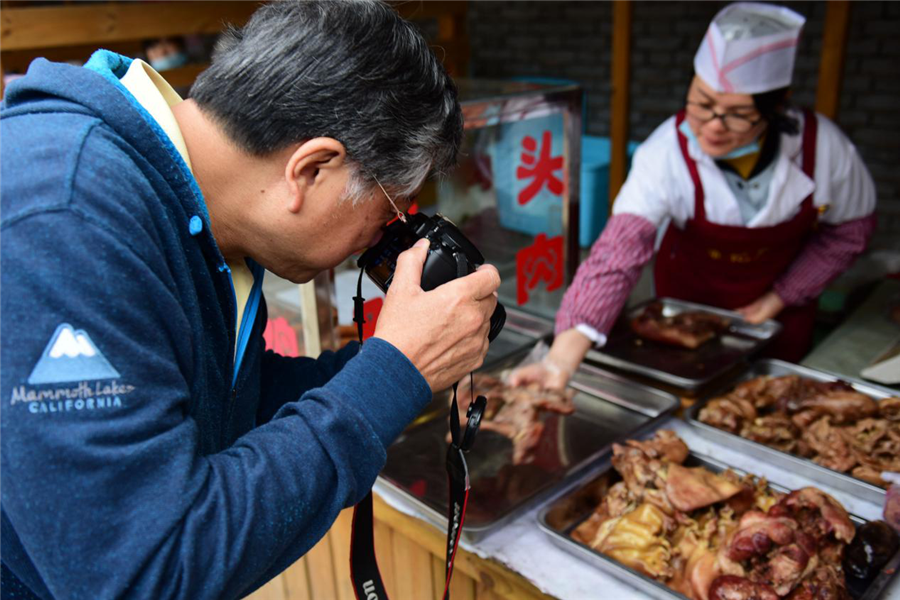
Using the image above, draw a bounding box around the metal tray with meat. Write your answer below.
[377,344,680,541]
[538,430,900,600]
[686,359,899,504]
[587,298,782,391]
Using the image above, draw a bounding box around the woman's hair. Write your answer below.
[753,87,799,136]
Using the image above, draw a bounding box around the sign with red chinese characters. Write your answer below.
[263,317,301,357]
[493,113,566,239]
[516,233,564,305]
[516,130,564,206]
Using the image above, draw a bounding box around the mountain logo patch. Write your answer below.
[27,324,121,385]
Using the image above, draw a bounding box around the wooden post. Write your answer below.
[609,0,632,212]
[815,0,851,121]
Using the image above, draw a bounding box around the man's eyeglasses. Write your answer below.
[374,177,407,224]
[685,101,762,133]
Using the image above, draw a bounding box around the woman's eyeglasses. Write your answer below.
[685,101,762,133]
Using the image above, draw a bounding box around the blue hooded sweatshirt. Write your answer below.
[0,52,431,600]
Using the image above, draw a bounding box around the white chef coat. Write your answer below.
[612,109,876,231]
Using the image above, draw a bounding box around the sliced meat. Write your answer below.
[665,463,746,512]
[801,418,857,473]
[741,414,798,453]
[784,388,878,424]
[452,374,576,465]
[631,302,731,350]
[700,397,758,434]
[626,429,690,464]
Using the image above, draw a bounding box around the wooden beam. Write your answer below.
[0,2,259,51]
[609,0,632,211]
[815,0,850,120]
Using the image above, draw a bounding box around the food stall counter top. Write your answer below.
[373,419,900,600]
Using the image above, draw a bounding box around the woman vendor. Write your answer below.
[512,2,877,389]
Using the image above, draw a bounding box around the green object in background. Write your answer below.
[818,289,846,314]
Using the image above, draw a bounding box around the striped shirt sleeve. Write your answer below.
[773,213,877,307]
[555,213,657,339]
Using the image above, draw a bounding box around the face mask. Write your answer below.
[679,119,760,159]
[150,52,188,72]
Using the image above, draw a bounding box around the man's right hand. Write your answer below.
[373,238,500,392]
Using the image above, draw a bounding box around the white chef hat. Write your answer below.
[694,2,806,95]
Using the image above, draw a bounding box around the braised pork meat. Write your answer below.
[699,375,899,488]
[631,302,732,349]
[570,432,865,600]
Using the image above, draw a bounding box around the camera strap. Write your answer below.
[349,267,487,600]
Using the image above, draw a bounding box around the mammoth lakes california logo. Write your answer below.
[10,323,134,415]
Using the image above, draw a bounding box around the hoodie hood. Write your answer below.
[3,50,209,221]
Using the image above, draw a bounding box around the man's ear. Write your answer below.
[284,138,347,214]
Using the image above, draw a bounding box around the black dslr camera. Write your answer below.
[357,213,506,341]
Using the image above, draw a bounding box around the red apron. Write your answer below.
[654,110,818,362]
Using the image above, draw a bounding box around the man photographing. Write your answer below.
[0,1,499,598]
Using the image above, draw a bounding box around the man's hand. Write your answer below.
[373,238,500,392]
[736,290,785,324]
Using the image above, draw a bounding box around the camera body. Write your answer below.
[358,213,506,341]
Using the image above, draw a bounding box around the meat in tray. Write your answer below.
[698,373,900,489]
[541,430,900,600]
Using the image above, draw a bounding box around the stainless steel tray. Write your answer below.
[686,359,897,504]
[586,297,782,391]
[538,451,900,600]
[378,345,680,542]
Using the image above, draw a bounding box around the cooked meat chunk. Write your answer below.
[453,374,575,465]
[631,301,731,349]
[570,433,856,600]
[626,429,690,464]
[802,418,858,473]
[699,397,757,434]
[740,414,798,453]
[784,388,879,424]
[773,488,855,544]
[880,396,900,421]
[785,565,851,600]
[725,511,798,562]
[708,575,778,600]
[666,464,746,512]
[700,373,895,489]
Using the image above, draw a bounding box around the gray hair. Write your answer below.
[190,0,463,204]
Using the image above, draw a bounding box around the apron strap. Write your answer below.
[675,110,706,221]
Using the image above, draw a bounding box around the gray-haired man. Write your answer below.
[0,1,498,598]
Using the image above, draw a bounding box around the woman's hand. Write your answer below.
[508,329,593,391]
[736,290,785,324]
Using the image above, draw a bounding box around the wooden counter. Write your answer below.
[247,493,553,600]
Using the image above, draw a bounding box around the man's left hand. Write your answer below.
[736,290,785,324]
